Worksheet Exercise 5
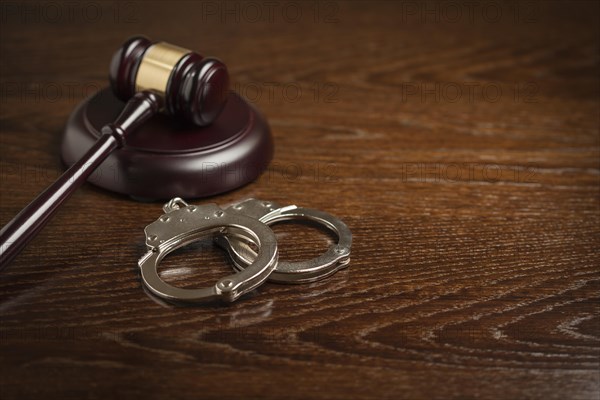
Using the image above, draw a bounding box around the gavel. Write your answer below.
[0,36,230,269]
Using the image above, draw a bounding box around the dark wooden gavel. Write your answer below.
[0,36,230,269]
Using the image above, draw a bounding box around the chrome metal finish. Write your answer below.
[216,199,352,284]
[139,200,278,303]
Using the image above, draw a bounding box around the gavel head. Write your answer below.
[109,36,229,126]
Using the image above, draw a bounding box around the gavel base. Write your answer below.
[61,88,273,200]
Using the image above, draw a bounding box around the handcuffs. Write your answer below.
[138,198,352,304]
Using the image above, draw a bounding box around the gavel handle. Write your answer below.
[0,91,162,269]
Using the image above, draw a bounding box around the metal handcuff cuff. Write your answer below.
[215,199,352,284]
[138,198,352,304]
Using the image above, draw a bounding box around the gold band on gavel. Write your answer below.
[135,42,191,96]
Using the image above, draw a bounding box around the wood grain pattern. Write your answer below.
[0,1,598,399]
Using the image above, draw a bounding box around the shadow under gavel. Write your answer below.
[0,36,230,269]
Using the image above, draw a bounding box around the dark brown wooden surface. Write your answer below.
[1,1,598,399]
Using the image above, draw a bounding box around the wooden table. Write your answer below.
[1,1,598,399]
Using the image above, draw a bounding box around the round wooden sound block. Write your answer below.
[61,88,273,200]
